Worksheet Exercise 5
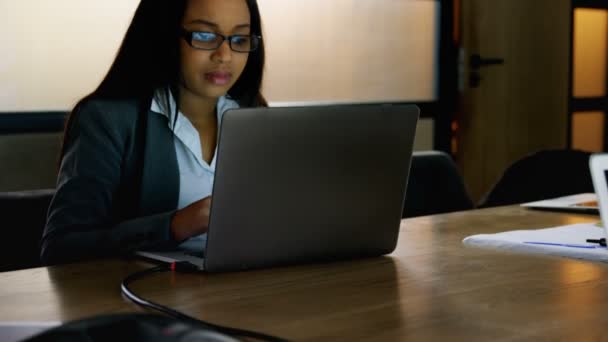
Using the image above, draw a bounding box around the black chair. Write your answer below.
[0,189,55,272]
[403,151,474,218]
[478,149,594,208]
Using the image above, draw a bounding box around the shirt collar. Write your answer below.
[150,88,239,130]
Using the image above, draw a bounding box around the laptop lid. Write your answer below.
[203,103,419,272]
[590,154,608,236]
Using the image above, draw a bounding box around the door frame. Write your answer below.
[396,0,458,153]
[569,0,608,151]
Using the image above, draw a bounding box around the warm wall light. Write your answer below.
[571,112,605,152]
[0,0,140,111]
[573,8,608,98]
[258,0,440,104]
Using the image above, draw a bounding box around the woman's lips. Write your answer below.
[204,72,232,86]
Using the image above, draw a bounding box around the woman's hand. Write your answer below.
[170,196,212,242]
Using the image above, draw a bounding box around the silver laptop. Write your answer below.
[137,103,419,272]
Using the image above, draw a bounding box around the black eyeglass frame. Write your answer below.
[180,29,262,53]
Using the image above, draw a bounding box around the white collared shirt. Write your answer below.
[150,89,239,210]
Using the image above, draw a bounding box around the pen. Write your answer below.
[523,241,601,249]
[586,238,607,246]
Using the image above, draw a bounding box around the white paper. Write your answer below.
[463,223,608,262]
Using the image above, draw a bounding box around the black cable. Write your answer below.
[121,262,289,342]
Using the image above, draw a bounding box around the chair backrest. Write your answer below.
[0,189,55,272]
[0,112,65,192]
[403,151,474,218]
[478,149,594,208]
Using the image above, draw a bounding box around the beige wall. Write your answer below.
[259,0,438,104]
[1,0,438,109]
[0,0,141,111]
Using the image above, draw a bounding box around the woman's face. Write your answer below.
[180,0,251,101]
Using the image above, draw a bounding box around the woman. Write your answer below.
[41,0,266,264]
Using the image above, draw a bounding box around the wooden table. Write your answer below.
[1,206,607,341]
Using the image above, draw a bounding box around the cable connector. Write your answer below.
[170,261,199,273]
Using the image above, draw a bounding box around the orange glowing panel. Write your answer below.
[573,9,608,98]
[571,112,605,152]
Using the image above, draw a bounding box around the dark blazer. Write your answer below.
[41,98,181,264]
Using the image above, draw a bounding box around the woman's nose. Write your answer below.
[211,40,232,63]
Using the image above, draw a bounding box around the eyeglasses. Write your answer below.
[181,30,262,53]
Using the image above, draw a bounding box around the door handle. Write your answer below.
[470,54,504,70]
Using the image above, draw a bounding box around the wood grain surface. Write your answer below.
[1,206,605,341]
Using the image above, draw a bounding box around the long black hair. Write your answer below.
[61,0,266,157]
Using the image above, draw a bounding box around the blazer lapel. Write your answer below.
[139,110,179,214]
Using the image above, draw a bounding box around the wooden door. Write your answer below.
[458,0,571,202]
